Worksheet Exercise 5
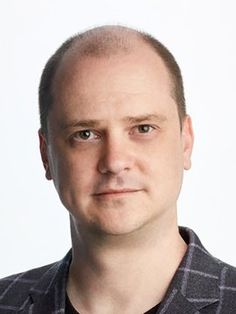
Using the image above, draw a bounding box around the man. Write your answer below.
[0,25,236,314]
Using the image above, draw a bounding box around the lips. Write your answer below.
[93,188,141,196]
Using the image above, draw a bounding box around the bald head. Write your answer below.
[67,25,137,57]
[39,25,186,134]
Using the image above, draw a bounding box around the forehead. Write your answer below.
[50,44,177,123]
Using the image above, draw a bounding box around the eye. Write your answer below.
[136,124,154,133]
[73,130,99,141]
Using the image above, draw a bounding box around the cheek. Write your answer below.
[49,146,98,195]
[144,135,184,190]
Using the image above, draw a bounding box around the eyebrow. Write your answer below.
[124,114,167,124]
[60,114,167,130]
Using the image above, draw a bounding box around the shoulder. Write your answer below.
[0,250,71,312]
[177,227,236,312]
[181,226,236,279]
[214,256,236,292]
[202,246,236,282]
[207,256,236,311]
[0,263,55,308]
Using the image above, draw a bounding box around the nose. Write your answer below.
[97,136,134,175]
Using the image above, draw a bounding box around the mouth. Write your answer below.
[93,189,142,198]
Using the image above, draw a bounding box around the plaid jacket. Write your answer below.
[1,227,236,313]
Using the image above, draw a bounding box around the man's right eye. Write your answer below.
[73,130,98,141]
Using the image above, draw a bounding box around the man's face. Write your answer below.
[40,45,193,236]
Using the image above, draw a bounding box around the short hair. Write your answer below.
[39,25,186,135]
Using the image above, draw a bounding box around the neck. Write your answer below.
[67,214,187,314]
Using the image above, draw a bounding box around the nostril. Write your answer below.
[97,152,132,175]
[97,160,130,175]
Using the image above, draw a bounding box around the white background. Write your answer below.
[1,0,236,278]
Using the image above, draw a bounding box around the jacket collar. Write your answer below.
[160,227,220,313]
[20,227,221,313]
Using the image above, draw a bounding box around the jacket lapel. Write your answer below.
[159,288,198,313]
[158,227,220,313]
[19,251,71,313]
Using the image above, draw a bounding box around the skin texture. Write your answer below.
[39,42,194,313]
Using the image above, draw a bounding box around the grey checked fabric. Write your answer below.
[1,227,236,313]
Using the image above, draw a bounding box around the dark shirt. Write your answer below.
[66,294,161,313]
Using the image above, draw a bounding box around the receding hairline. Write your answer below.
[52,26,176,102]
[60,25,146,58]
[39,25,186,135]
[53,26,164,82]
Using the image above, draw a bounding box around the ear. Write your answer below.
[182,115,194,170]
[38,129,52,180]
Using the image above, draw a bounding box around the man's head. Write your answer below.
[39,25,186,136]
[39,25,193,237]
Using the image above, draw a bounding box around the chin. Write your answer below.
[88,212,151,237]
[70,197,155,236]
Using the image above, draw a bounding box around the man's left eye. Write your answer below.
[136,124,154,133]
